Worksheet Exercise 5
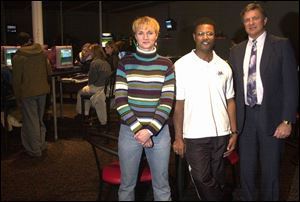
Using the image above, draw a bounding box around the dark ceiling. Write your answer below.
[2,1,171,14]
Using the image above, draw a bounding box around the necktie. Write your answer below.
[247,40,257,107]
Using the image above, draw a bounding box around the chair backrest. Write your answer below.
[104,72,116,99]
[86,133,152,200]
[104,73,116,128]
[227,150,239,165]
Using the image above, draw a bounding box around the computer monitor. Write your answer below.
[6,24,17,33]
[55,45,73,69]
[101,33,113,48]
[165,19,176,31]
[1,46,20,67]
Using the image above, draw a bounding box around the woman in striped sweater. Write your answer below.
[115,16,175,201]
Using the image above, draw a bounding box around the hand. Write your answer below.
[273,122,292,139]
[224,133,238,157]
[143,138,153,148]
[172,138,185,158]
[134,129,151,145]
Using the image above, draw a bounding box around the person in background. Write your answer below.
[74,42,92,73]
[114,16,175,201]
[12,32,52,157]
[45,45,56,70]
[76,43,111,126]
[104,40,119,73]
[1,66,22,131]
[117,39,138,60]
[228,3,298,200]
[104,41,119,96]
[172,17,237,201]
[115,40,127,59]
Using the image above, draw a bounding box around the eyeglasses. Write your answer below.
[197,31,215,37]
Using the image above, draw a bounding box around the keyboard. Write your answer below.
[74,78,88,83]
[61,73,88,83]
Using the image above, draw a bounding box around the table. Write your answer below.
[50,66,85,140]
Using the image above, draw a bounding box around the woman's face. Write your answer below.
[82,47,91,58]
[105,45,113,55]
[135,25,158,51]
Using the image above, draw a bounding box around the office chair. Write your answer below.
[226,150,240,188]
[86,133,152,201]
[103,72,116,130]
[81,73,116,133]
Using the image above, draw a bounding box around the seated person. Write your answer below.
[1,67,22,131]
[45,43,57,70]
[74,43,92,73]
[76,43,111,126]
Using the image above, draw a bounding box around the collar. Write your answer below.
[135,46,158,60]
[248,31,266,47]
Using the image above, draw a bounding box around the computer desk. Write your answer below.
[51,66,85,140]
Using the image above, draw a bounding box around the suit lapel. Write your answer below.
[260,34,272,77]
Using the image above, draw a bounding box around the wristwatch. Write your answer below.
[230,131,238,135]
[282,120,291,125]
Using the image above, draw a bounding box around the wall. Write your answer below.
[107,1,299,58]
[1,1,298,60]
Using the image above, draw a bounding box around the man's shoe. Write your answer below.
[74,114,83,121]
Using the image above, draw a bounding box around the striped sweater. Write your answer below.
[115,49,175,135]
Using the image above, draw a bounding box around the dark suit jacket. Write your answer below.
[229,34,298,135]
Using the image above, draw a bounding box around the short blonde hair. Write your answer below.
[132,16,160,35]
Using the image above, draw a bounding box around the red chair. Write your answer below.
[227,150,239,165]
[227,150,240,188]
[86,133,152,201]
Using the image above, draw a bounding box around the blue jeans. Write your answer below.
[118,124,171,201]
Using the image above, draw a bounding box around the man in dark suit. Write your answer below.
[228,3,298,201]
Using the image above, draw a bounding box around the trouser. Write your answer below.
[76,85,107,124]
[239,105,283,201]
[118,124,172,201]
[21,94,47,156]
[185,135,229,201]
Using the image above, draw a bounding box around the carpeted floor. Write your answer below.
[1,103,299,201]
[2,138,99,201]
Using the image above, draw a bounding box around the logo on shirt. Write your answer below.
[217,71,223,76]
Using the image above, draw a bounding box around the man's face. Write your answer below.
[243,9,267,39]
[193,24,215,52]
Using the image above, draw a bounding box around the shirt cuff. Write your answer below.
[146,129,153,136]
